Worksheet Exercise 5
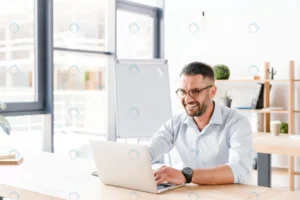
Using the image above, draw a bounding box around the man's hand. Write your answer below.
[153,165,186,185]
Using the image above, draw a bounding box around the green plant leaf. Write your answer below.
[280,123,288,134]
[0,115,11,135]
[213,65,230,80]
[0,101,6,110]
[222,90,232,99]
[84,71,89,81]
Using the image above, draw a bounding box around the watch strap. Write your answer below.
[182,167,193,183]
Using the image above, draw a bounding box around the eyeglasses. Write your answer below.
[175,85,213,99]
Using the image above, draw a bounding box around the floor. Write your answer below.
[251,168,300,191]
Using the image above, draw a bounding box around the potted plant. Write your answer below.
[222,91,232,108]
[0,102,11,136]
[84,71,91,90]
[280,123,288,134]
[0,116,11,136]
[213,64,230,80]
[0,102,12,151]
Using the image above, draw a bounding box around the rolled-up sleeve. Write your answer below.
[226,116,253,184]
[147,118,175,163]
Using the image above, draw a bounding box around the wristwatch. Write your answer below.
[182,167,193,183]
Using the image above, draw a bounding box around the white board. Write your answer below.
[115,59,172,138]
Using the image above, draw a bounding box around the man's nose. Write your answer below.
[184,93,193,103]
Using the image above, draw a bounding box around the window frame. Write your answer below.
[0,0,49,116]
[0,0,164,152]
[116,0,163,58]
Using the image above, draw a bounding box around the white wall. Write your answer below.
[165,0,300,174]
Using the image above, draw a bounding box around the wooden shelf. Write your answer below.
[265,79,289,83]
[260,110,289,114]
[215,79,261,83]
[236,109,288,113]
[215,79,299,83]
[295,110,300,113]
[236,109,259,111]
[253,132,290,135]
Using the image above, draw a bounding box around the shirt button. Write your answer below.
[189,149,200,160]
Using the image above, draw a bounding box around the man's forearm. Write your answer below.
[191,165,234,185]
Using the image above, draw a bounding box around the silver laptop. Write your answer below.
[89,140,184,194]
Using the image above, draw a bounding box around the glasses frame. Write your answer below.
[175,85,213,99]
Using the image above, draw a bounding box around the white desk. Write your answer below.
[0,151,101,199]
[0,150,299,200]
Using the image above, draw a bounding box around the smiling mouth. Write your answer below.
[185,103,198,110]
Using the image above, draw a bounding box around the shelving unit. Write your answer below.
[263,61,298,191]
[215,80,262,83]
[216,60,299,191]
[258,61,298,191]
[237,109,289,114]
[215,79,295,83]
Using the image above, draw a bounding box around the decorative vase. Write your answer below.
[223,98,232,108]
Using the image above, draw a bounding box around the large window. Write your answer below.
[117,10,154,58]
[0,0,35,102]
[54,0,106,51]
[117,0,161,58]
[53,51,107,136]
[53,0,109,157]
[0,0,49,115]
[3,115,43,152]
[0,0,163,153]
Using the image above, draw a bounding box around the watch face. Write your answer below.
[183,167,193,175]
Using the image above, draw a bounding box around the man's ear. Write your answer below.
[210,85,217,98]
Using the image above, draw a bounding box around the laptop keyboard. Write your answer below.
[93,170,175,191]
[157,183,174,190]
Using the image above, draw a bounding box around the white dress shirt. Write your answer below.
[147,103,253,184]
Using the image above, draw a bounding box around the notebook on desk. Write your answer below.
[0,153,16,160]
[0,157,23,165]
[0,150,23,165]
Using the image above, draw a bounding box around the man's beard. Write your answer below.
[183,95,209,117]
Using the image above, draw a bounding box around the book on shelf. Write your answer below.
[235,106,252,110]
[251,83,264,109]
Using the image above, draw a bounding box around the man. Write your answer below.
[147,61,253,185]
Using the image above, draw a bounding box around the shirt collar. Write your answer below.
[209,103,223,125]
[183,102,223,125]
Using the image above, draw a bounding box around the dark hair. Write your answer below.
[180,61,215,81]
